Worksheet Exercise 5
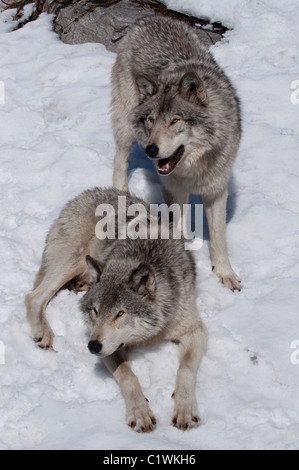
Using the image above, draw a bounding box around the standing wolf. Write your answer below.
[25,188,207,432]
[111,16,242,291]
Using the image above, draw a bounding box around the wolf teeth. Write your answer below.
[157,145,184,174]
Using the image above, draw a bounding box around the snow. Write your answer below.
[1,0,299,450]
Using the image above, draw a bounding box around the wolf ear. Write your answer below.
[128,262,156,299]
[86,255,105,285]
[178,71,208,106]
[135,74,158,101]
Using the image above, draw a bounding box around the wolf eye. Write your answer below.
[147,117,155,124]
[115,310,125,320]
[171,118,180,125]
[93,308,99,316]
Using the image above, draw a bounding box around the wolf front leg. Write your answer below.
[103,351,156,433]
[113,150,131,192]
[111,103,134,192]
[161,181,189,235]
[203,188,241,291]
[26,248,87,349]
[172,323,207,430]
[26,288,55,349]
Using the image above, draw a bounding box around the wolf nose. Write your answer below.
[88,340,102,355]
[145,144,159,158]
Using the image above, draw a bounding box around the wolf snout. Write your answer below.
[88,339,102,355]
[145,144,159,159]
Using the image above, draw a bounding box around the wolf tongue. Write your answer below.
[158,155,172,168]
[158,148,179,168]
[158,146,181,169]
[156,145,184,174]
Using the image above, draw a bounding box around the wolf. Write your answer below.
[111,16,242,291]
[25,188,207,432]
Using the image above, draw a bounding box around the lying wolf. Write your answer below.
[25,188,207,432]
[111,16,242,291]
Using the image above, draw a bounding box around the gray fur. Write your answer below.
[111,16,242,290]
[26,187,207,432]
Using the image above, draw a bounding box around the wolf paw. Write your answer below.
[127,402,156,433]
[33,325,54,350]
[72,280,89,293]
[219,272,242,292]
[213,266,242,292]
[172,399,201,431]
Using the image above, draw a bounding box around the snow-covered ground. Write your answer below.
[1,0,299,450]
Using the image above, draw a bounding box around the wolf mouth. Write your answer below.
[156,145,185,175]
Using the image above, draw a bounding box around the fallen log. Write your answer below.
[3,0,227,51]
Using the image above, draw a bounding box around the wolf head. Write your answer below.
[80,255,165,358]
[130,70,212,176]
